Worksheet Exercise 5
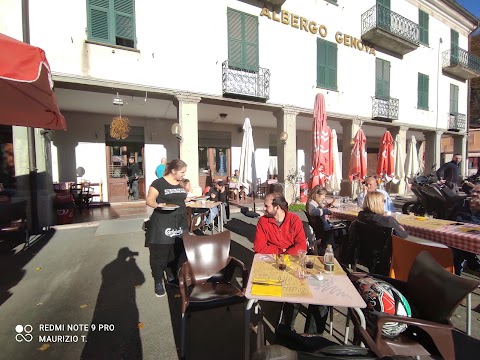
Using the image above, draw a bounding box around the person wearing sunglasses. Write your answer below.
[448,184,480,275]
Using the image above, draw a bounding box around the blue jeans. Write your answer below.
[130,180,139,200]
[205,206,218,225]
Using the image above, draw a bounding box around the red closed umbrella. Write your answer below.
[348,129,367,182]
[310,93,332,188]
[376,131,395,181]
[0,33,66,130]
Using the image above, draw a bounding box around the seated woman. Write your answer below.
[306,186,342,255]
[357,191,408,238]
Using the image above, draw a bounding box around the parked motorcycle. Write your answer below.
[461,173,480,195]
[402,167,467,219]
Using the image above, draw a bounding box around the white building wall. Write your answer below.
[1,0,470,133]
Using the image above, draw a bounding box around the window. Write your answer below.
[451,29,459,62]
[377,0,391,29]
[375,58,390,99]
[269,134,277,156]
[87,0,136,48]
[317,39,337,90]
[419,10,429,45]
[227,8,259,72]
[450,84,459,114]
[417,73,429,110]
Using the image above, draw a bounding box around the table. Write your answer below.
[186,200,224,234]
[329,207,480,254]
[243,253,366,359]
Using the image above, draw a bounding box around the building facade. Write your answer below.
[1,0,479,222]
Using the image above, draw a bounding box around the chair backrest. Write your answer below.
[0,200,27,225]
[351,220,393,276]
[303,210,325,241]
[183,230,231,282]
[407,251,480,324]
[390,235,454,281]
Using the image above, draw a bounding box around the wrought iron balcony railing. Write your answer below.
[222,60,270,101]
[372,96,399,120]
[442,47,480,78]
[361,4,419,45]
[448,112,466,132]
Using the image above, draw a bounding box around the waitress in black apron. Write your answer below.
[145,159,187,297]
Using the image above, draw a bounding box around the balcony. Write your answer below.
[361,4,419,56]
[222,60,270,101]
[442,47,480,80]
[448,113,467,132]
[372,96,399,121]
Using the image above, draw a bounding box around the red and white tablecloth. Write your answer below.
[329,208,480,254]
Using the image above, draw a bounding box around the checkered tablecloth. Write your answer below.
[329,209,480,254]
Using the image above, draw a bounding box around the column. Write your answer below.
[340,119,360,196]
[175,93,201,189]
[424,130,442,176]
[390,126,408,196]
[453,134,467,177]
[275,106,298,203]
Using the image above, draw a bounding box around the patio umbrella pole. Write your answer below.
[23,0,39,233]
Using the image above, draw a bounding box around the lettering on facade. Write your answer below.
[260,7,375,56]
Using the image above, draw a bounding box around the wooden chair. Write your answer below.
[389,235,475,335]
[179,230,248,358]
[81,182,94,208]
[0,200,29,248]
[348,252,480,359]
[70,184,83,212]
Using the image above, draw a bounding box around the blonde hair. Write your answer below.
[363,191,385,215]
[307,185,327,204]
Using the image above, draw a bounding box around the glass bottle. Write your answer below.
[324,244,335,273]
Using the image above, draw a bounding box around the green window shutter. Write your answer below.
[227,9,243,69]
[317,39,336,90]
[87,0,111,43]
[326,42,337,90]
[375,58,390,99]
[418,73,429,110]
[451,29,459,62]
[377,0,390,8]
[317,39,327,88]
[450,84,459,114]
[114,0,135,44]
[227,9,259,72]
[419,10,429,45]
[244,13,259,72]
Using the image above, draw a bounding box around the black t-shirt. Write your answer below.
[151,177,187,208]
[208,187,228,203]
[146,178,187,244]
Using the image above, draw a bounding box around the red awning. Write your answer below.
[0,33,66,130]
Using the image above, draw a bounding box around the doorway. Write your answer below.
[105,126,145,203]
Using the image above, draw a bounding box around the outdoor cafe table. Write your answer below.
[243,253,366,359]
[329,207,480,255]
[186,200,224,234]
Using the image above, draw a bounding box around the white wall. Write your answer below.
[0,0,471,133]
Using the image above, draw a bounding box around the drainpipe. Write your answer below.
[435,37,442,167]
[22,0,39,233]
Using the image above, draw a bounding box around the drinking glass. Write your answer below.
[297,250,307,279]
[276,254,286,271]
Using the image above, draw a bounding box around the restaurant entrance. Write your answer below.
[105,126,145,203]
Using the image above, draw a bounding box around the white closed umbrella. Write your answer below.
[418,141,426,174]
[239,118,257,211]
[392,134,405,185]
[405,135,420,181]
[326,129,342,193]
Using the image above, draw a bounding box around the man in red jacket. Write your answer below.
[254,193,327,336]
[254,192,306,255]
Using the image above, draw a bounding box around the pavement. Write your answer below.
[0,209,478,360]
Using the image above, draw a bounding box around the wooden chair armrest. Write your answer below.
[228,256,249,293]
